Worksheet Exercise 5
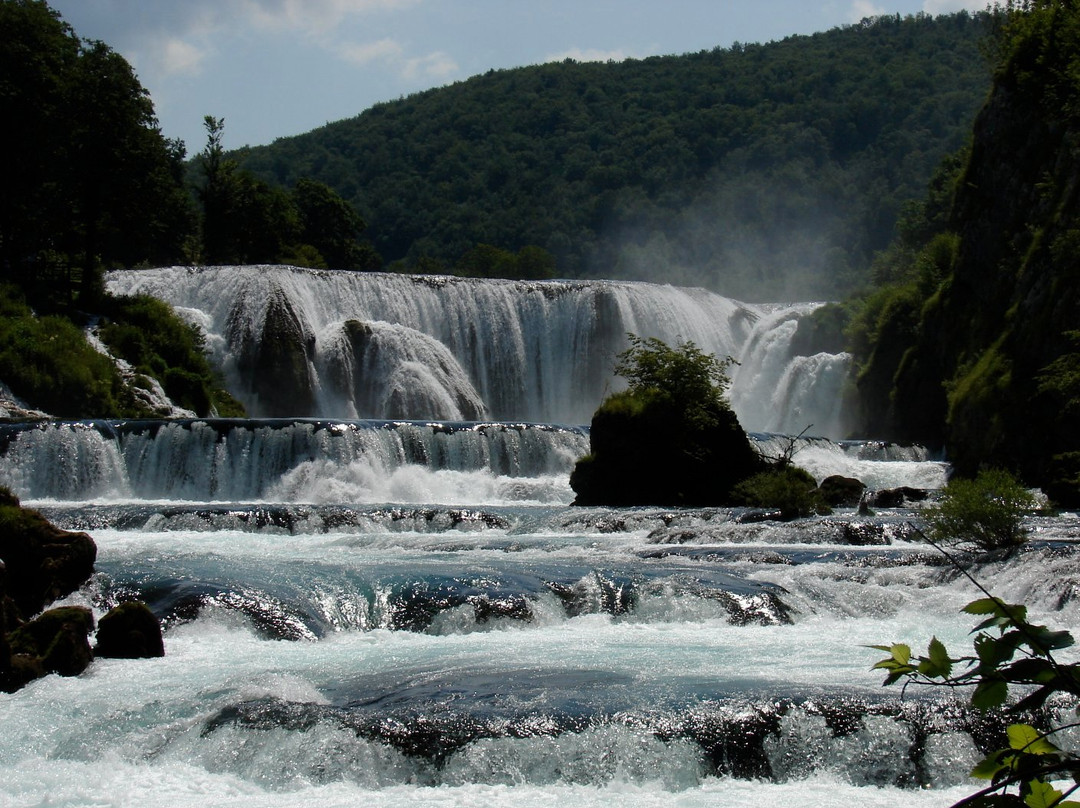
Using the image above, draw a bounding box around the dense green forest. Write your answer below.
[848,0,1080,506]
[239,11,994,300]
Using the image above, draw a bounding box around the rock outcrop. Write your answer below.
[0,487,164,691]
[571,390,765,507]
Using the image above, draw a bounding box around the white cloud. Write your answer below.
[403,51,459,81]
[337,38,404,66]
[238,0,421,36]
[158,37,207,76]
[921,0,989,12]
[849,0,887,19]
[543,47,633,64]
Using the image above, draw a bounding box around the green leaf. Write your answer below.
[973,678,1010,710]
[965,597,1010,615]
[1026,625,1076,654]
[918,635,953,678]
[1024,779,1063,808]
[1007,724,1060,755]
[1005,658,1058,684]
[971,749,1011,780]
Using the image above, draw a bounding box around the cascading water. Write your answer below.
[5,267,1071,808]
[106,266,852,435]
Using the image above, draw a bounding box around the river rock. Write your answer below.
[0,489,96,620]
[4,606,95,691]
[867,486,929,508]
[571,392,765,507]
[95,601,165,659]
[818,475,867,508]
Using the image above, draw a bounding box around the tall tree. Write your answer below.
[0,0,194,304]
[196,115,300,265]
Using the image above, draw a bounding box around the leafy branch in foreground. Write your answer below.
[872,532,1080,806]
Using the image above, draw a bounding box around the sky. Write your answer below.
[48,0,989,154]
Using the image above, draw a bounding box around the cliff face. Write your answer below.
[855,4,1080,503]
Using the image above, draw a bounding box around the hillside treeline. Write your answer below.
[239,11,994,300]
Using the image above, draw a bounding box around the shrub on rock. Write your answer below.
[571,336,764,506]
[733,465,831,520]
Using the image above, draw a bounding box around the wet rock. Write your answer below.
[0,490,97,620]
[95,601,165,659]
[841,521,893,546]
[819,475,867,508]
[4,606,94,690]
[571,392,765,507]
[867,487,929,508]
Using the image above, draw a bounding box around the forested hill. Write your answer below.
[239,11,993,301]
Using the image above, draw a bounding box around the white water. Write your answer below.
[106,267,852,435]
[2,414,1072,808]
[0,420,946,503]
[2,268,1061,807]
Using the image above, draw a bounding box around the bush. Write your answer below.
[0,301,127,417]
[923,468,1036,553]
[872,594,1080,804]
[99,294,245,417]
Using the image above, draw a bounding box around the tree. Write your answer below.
[0,1,194,302]
[290,178,379,270]
[0,0,79,281]
[924,469,1036,553]
[196,116,300,264]
[613,334,734,413]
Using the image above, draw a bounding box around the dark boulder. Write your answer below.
[95,601,165,659]
[0,491,96,621]
[868,487,929,508]
[571,390,765,506]
[819,475,867,508]
[4,606,94,690]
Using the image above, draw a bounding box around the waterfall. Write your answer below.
[0,419,589,503]
[106,266,851,434]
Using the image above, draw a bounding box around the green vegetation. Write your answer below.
[194,116,380,269]
[238,11,993,300]
[0,2,264,417]
[869,460,1055,804]
[847,1,1080,504]
[97,295,244,417]
[571,336,763,506]
[0,287,126,417]
[0,285,240,418]
[614,335,735,416]
[923,469,1036,553]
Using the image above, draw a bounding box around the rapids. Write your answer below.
[2,268,1076,807]
[2,414,1076,807]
